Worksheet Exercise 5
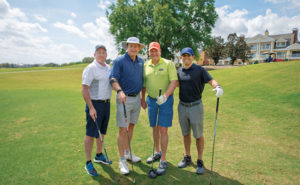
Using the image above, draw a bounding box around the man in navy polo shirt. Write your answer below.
[82,45,112,176]
[177,47,223,175]
[109,37,144,175]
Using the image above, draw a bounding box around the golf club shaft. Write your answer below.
[123,103,136,183]
[151,88,162,169]
[209,97,220,185]
[94,120,115,184]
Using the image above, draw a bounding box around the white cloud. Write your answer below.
[0,0,26,19]
[67,19,74,25]
[265,0,300,7]
[53,22,87,38]
[97,0,111,10]
[34,14,47,22]
[213,6,300,39]
[71,12,77,18]
[83,16,117,59]
[0,0,85,64]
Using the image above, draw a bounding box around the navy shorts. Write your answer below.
[146,95,173,127]
[85,100,110,138]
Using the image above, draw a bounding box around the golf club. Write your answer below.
[94,119,116,184]
[209,97,220,185]
[122,103,136,184]
[148,88,162,179]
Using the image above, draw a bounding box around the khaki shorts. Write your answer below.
[178,100,204,138]
[116,94,141,127]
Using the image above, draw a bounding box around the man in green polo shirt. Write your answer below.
[141,42,178,176]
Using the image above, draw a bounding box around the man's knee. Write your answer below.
[119,127,127,136]
[160,127,168,135]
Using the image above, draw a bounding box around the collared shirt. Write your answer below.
[143,57,178,98]
[109,52,144,94]
[177,63,212,103]
[82,60,112,100]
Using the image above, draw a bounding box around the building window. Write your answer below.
[261,43,271,50]
[250,53,256,58]
[277,42,286,47]
[250,45,256,51]
[292,51,300,57]
[277,52,285,59]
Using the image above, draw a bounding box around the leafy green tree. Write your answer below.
[236,36,251,63]
[82,57,94,63]
[107,0,217,59]
[226,33,239,65]
[205,36,225,65]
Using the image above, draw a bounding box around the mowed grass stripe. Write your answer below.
[0,61,299,185]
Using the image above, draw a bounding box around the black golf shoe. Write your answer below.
[178,155,193,168]
[196,159,204,175]
[146,151,161,164]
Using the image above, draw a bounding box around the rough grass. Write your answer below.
[0,61,299,185]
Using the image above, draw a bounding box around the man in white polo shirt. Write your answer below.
[81,45,112,176]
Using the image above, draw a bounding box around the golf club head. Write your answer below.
[148,168,157,179]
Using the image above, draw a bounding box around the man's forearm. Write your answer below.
[82,86,93,110]
[141,87,146,100]
[110,78,122,91]
[165,80,178,98]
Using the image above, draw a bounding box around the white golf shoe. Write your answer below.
[125,150,141,163]
[119,158,129,175]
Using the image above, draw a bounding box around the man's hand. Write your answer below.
[141,99,147,109]
[89,107,97,122]
[213,85,223,98]
[118,91,127,104]
[156,95,167,105]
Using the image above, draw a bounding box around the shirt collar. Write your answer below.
[182,63,196,71]
[125,52,139,63]
[93,60,107,68]
[149,57,163,66]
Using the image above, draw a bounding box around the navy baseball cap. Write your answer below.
[181,47,194,56]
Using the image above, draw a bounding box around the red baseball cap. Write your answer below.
[149,42,161,51]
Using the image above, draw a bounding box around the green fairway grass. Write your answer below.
[0,61,299,185]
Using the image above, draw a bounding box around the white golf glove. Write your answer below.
[213,85,223,98]
[156,95,167,105]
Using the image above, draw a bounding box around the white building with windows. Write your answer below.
[246,28,300,62]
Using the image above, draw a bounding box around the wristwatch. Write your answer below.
[117,89,123,94]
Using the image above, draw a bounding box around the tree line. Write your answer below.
[0,57,112,68]
[205,33,251,65]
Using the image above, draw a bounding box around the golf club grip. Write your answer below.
[159,88,162,96]
[123,103,127,118]
[216,97,219,113]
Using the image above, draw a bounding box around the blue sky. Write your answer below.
[0,0,299,64]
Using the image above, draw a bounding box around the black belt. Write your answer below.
[93,99,110,103]
[180,101,200,107]
[126,94,138,97]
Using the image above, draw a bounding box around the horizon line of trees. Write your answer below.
[0,57,113,68]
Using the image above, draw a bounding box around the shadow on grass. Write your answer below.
[90,161,243,185]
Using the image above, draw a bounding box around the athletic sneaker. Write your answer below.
[119,158,129,175]
[85,162,98,176]
[156,160,167,175]
[94,153,112,164]
[178,155,193,168]
[125,151,141,163]
[196,159,205,175]
[146,151,161,164]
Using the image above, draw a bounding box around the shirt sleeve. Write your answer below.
[109,59,121,81]
[202,67,213,83]
[168,61,178,81]
[82,66,93,86]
